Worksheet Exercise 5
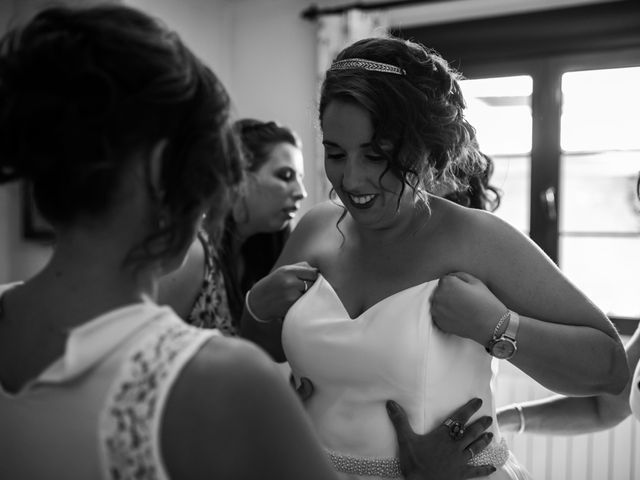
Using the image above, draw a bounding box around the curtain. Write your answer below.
[312,9,389,200]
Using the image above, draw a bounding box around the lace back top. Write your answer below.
[100,317,216,480]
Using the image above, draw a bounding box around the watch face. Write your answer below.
[491,339,516,359]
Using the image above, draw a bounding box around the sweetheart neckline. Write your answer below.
[314,274,439,321]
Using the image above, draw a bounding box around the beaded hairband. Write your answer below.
[329,58,406,76]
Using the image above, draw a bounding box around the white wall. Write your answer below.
[225,0,327,210]
[0,0,57,282]
[125,0,233,90]
[126,0,338,211]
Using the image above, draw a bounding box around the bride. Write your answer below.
[242,36,628,479]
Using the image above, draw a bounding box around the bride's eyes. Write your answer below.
[325,151,385,162]
[325,149,345,160]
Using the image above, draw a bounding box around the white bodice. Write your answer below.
[282,274,528,479]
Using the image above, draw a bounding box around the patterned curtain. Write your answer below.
[312,9,389,200]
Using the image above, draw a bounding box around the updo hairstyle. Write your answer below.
[0,5,243,266]
[319,36,485,201]
[234,118,301,172]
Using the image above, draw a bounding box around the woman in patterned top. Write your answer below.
[158,118,309,335]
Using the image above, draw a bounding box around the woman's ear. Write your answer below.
[232,194,249,224]
[148,139,169,202]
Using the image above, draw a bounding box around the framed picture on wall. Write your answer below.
[22,182,55,242]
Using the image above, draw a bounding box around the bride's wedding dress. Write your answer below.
[282,274,531,480]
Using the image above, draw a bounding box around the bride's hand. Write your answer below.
[247,262,318,322]
[431,272,506,345]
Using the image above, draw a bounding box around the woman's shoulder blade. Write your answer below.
[189,335,279,384]
[161,336,287,478]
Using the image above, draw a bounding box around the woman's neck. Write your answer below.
[26,232,158,329]
[233,219,259,243]
[353,198,432,248]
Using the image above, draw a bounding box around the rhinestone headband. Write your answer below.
[329,58,406,76]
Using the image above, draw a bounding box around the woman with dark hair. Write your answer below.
[158,118,309,335]
[243,36,628,479]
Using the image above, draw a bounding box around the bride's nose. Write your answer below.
[341,155,371,191]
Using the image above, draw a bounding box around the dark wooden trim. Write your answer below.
[390,1,640,73]
[301,0,449,21]
[529,63,562,262]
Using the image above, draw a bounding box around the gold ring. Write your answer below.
[303,280,309,292]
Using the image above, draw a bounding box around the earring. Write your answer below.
[232,197,249,224]
[157,213,168,230]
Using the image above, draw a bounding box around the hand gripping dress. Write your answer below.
[282,274,532,480]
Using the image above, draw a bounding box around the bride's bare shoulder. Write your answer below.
[295,200,344,230]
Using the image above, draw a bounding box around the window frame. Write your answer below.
[391,2,640,333]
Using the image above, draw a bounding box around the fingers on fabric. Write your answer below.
[294,268,319,283]
[290,264,318,293]
[465,431,494,462]
[464,464,497,479]
[386,400,415,444]
[449,397,483,425]
[462,416,493,443]
[288,262,318,276]
[292,261,318,270]
[447,271,477,284]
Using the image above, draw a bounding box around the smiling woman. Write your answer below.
[242,35,628,480]
[158,118,308,334]
[322,100,411,229]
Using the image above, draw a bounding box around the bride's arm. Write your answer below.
[431,210,628,397]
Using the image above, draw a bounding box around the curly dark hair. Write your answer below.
[233,118,301,172]
[445,153,502,212]
[319,36,484,202]
[0,4,243,268]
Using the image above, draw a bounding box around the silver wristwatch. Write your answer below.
[486,311,520,360]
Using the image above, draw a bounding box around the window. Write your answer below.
[392,1,640,331]
[559,67,640,320]
[460,76,532,233]
[460,67,640,325]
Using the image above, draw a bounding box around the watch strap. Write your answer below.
[503,311,520,341]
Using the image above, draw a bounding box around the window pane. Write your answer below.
[460,76,532,232]
[560,66,640,318]
[562,67,640,152]
[461,76,532,155]
[491,155,530,233]
[560,151,640,233]
[560,237,640,318]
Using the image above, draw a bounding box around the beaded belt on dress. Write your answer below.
[327,437,510,478]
